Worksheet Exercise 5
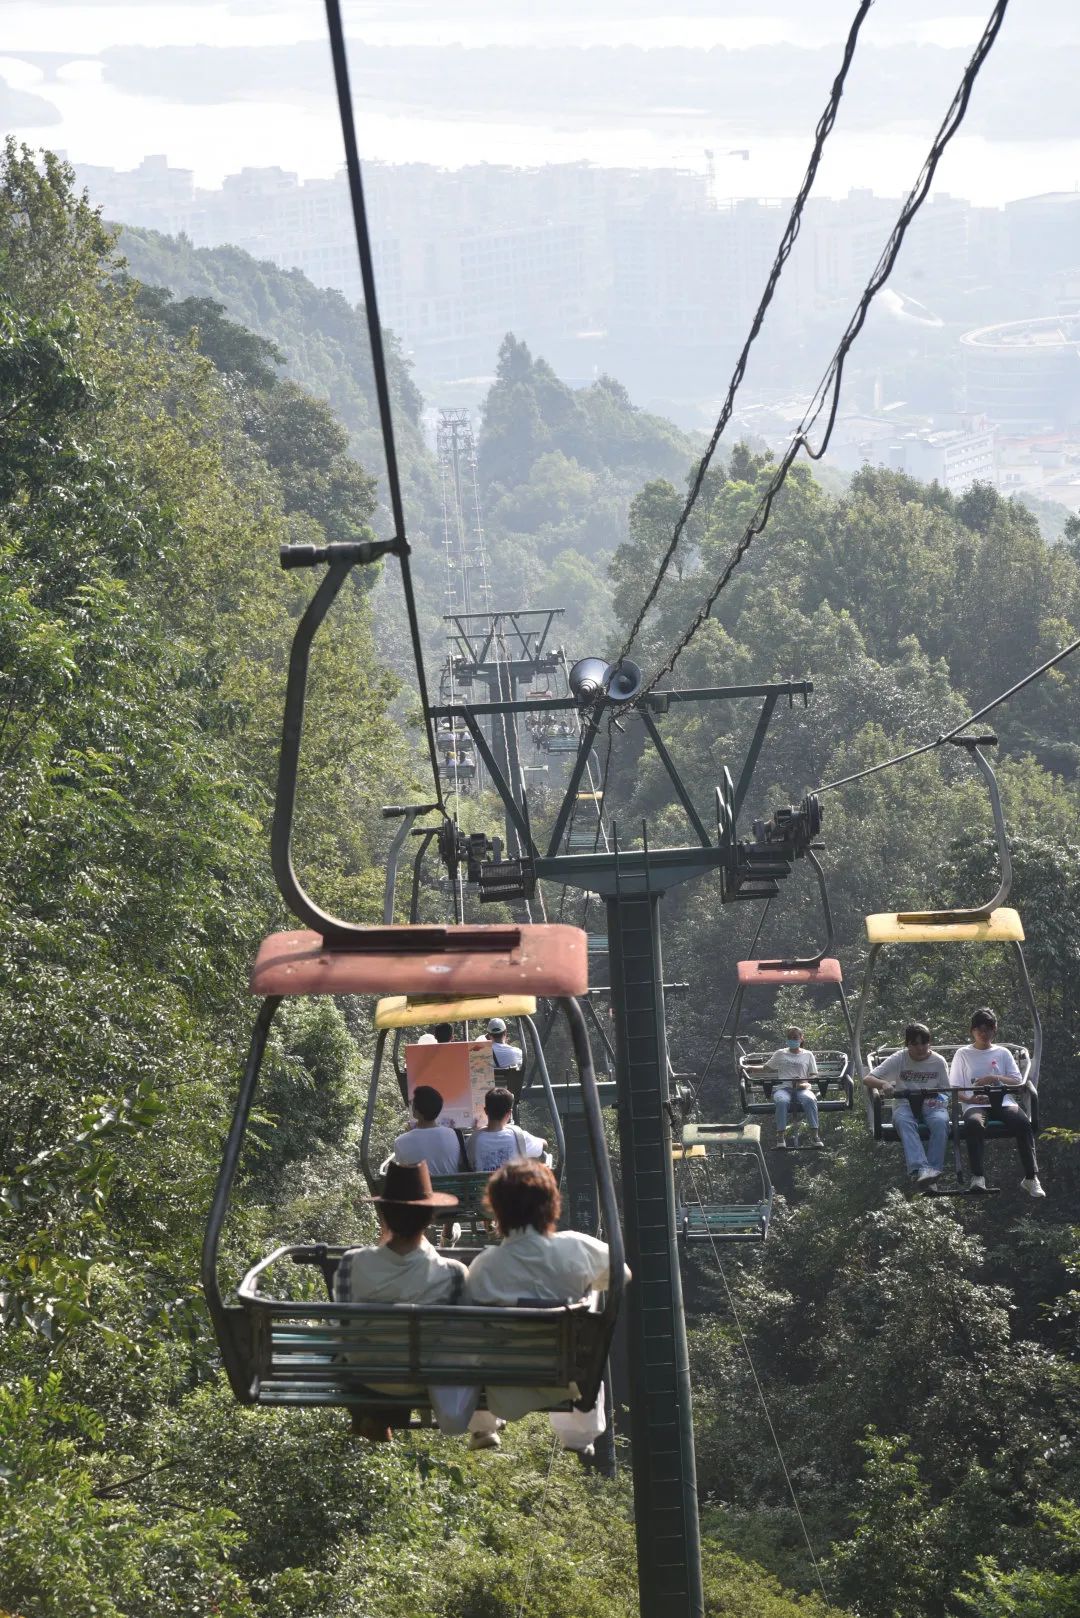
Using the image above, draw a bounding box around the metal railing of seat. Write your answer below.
[239,1246,604,1412]
[865,1042,1039,1142]
[737,1047,854,1114]
[674,1124,774,1245]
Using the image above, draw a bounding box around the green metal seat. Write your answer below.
[676,1120,775,1245]
[429,1172,496,1245]
[227,1245,606,1415]
[681,1205,769,1242]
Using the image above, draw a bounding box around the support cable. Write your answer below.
[629,0,1011,702]
[690,898,772,1110]
[514,1436,561,1618]
[618,0,876,661]
[816,626,1080,795]
[687,1161,829,1605]
[323,0,443,807]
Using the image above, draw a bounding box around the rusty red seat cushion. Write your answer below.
[250,925,588,999]
[736,957,843,987]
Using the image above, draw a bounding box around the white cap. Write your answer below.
[487,1017,507,1035]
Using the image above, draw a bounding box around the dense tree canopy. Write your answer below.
[4,142,1078,1618]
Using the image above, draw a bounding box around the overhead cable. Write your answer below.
[618,0,876,662]
[816,626,1080,794]
[631,0,1011,703]
[687,1162,830,1605]
[323,0,444,808]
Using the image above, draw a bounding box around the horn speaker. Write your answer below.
[567,657,643,705]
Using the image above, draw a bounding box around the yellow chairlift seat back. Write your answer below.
[682,1122,762,1149]
[374,993,537,1031]
[672,1143,707,1160]
[864,907,1024,946]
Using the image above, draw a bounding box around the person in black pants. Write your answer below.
[948,1008,1044,1197]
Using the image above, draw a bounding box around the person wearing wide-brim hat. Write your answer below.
[334,1161,467,1443]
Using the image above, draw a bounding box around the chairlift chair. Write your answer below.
[359,990,566,1249]
[731,850,856,1138]
[674,1123,774,1244]
[201,540,624,1423]
[852,736,1042,1192]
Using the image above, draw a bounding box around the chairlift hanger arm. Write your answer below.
[273,551,447,946]
[757,846,836,970]
[897,740,1011,924]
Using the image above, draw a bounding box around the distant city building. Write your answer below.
[901,423,995,493]
[68,153,1080,456]
[827,412,995,495]
[961,315,1080,431]
[1003,192,1080,305]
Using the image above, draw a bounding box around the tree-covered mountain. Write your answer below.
[5,139,1080,1618]
[115,225,437,534]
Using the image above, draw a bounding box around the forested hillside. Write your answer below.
[3,140,1078,1618]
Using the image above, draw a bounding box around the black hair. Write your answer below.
[380,1202,434,1239]
[412,1085,444,1123]
[970,1007,998,1031]
[433,1022,453,1043]
[904,1023,932,1044]
[484,1086,514,1122]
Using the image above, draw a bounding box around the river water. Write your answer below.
[3,2,1079,203]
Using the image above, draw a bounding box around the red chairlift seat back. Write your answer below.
[250,924,588,1000]
[736,957,844,987]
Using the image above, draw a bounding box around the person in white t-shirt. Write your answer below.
[864,1022,949,1187]
[464,1158,630,1453]
[334,1160,466,1443]
[948,1007,1043,1197]
[485,1017,523,1071]
[757,1027,822,1148]
[466,1086,547,1172]
[392,1084,466,1178]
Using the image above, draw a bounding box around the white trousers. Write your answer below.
[465,1382,607,1451]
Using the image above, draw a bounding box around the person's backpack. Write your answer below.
[453,1126,470,1171]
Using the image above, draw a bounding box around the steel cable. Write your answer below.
[618,0,876,661]
[629,0,1011,704]
[323,0,444,807]
[686,1160,830,1605]
[815,626,1080,794]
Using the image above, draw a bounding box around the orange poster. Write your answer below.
[404,1041,493,1129]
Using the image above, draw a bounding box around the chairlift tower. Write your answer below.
[433,668,817,1618]
[444,608,564,859]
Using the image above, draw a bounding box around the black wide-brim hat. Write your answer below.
[373,1160,459,1209]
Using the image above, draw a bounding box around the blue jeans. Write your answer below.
[892,1095,948,1173]
[774,1086,819,1132]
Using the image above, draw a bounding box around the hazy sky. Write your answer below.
[3,2,1080,200]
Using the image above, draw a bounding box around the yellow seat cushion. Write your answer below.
[682,1122,762,1148]
[374,993,537,1031]
[864,908,1024,945]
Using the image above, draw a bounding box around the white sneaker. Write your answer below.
[916,1165,941,1185]
[968,1175,988,1194]
[1021,1176,1046,1199]
[469,1430,501,1451]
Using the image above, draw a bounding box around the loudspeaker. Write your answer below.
[567,656,643,706]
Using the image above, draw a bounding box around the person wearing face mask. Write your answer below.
[761,1026,822,1148]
